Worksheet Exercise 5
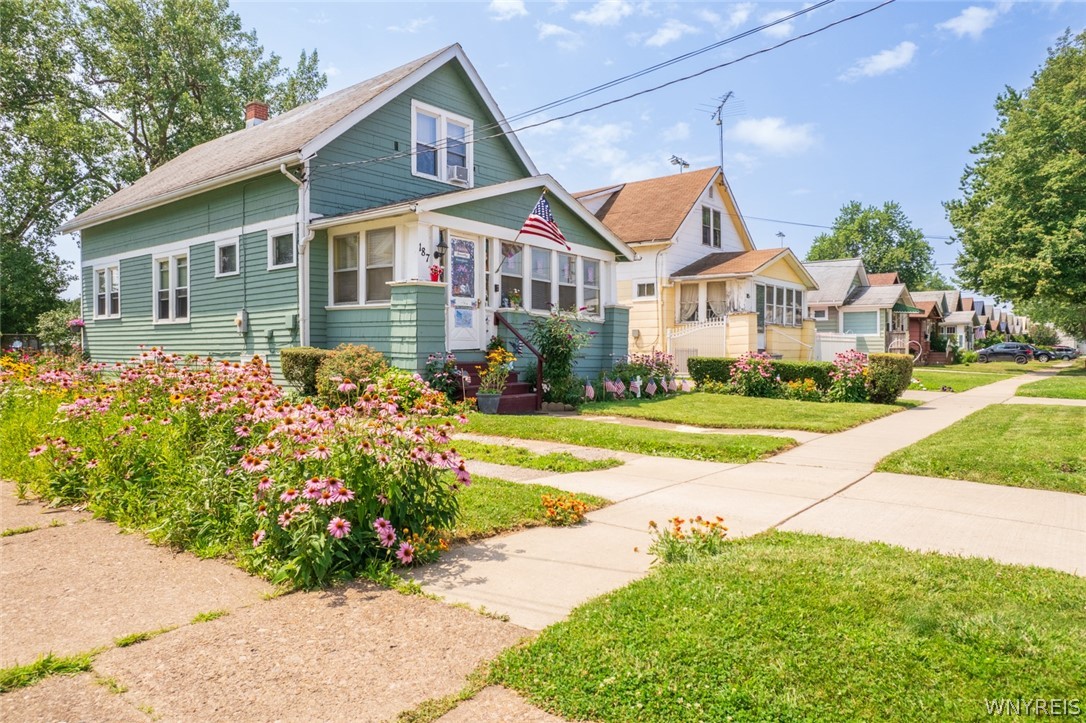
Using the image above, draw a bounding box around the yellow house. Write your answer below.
[575,167,818,371]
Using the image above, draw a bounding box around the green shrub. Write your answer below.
[930,335,950,353]
[688,357,736,386]
[688,357,834,390]
[867,353,913,404]
[960,350,979,364]
[527,310,593,404]
[315,344,389,406]
[782,378,823,402]
[280,347,331,396]
[35,300,82,357]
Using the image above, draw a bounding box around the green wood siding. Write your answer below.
[81,174,297,260]
[814,307,838,333]
[440,187,612,252]
[310,62,530,218]
[841,310,878,335]
[308,230,329,348]
[82,230,300,377]
[493,307,630,380]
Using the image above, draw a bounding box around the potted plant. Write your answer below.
[476,344,516,414]
[429,264,443,282]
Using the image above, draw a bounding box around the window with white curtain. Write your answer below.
[706,281,727,319]
[531,248,552,311]
[679,284,699,322]
[365,228,395,303]
[500,243,523,307]
[154,254,187,322]
[558,253,577,311]
[332,233,360,305]
[94,266,120,318]
[583,259,600,315]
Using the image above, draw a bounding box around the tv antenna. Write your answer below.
[776,231,786,248]
[711,91,735,170]
[669,155,690,172]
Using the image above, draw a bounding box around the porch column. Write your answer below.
[387,281,446,373]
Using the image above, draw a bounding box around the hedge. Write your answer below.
[867,353,913,404]
[280,347,331,396]
[688,357,835,390]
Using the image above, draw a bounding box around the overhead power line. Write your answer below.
[745,214,953,241]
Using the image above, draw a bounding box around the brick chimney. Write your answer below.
[245,101,269,128]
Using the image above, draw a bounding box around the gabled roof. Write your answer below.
[62,44,538,233]
[867,272,901,286]
[909,300,944,320]
[804,259,868,305]
[943,310,979,326]
[961,296,974,311]
[574,167,753,248]
[910,290,951,315]
[670,248,818,288]
[945,290,962,312]
[844,283,911,309]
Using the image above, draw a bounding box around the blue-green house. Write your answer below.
[62,45,634,382]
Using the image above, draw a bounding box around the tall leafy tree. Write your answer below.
[1015,299,1086,342]
[946,30,1086,307]
[806,201,937,290]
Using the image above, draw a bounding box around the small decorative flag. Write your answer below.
[585,382,595,401]
[518,193,570,250]
[614,379,626,397]
[669,378,679,393]
[645,379,657,397]
[681,379,693,393]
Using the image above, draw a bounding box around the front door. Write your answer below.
[446,235,484,350]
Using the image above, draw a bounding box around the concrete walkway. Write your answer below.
[1004,395,1086,407]
[413,371,1085,629]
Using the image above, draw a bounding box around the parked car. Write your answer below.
[977,342,1033,364]
[1035,345,1080,362]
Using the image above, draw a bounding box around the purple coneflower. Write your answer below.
[252,529,266,547]
[396,542,415,565]
[327,517,351,538]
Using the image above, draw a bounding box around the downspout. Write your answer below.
[280,161,313,347]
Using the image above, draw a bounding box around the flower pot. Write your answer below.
[476,393,501,414]
[430,272,441,282]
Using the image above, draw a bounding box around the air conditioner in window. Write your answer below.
[448,165,470,184]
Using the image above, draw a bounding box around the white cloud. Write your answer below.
[387,16,434,33]
[645,19,698,47]
[521,118,670,184]
[839,41,918,81]
[308,11,330,25]
[700,3,753,31]
[324,65,341,78]
[936,5,1001,39]
[573,0,633,26]
[661,121,690,142]
[537,22,582,50]
[489,0,528,21]
[725,117,816,155]
[761,9,795,38]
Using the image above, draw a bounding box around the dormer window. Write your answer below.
[412,100,473,187]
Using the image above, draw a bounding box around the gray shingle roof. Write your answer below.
[64,45,454,231]
[844,283,907,308]
[943,311,979,325]
[804,259,864,305]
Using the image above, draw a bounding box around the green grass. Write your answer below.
[877,405,1085,494]
[909,370,1013,392]
[491,532,1086,723]
[1016,367,1086,400]
[0,652,96,693]
[1,524,40,537]
[190,610,229,624]
[452,439,622,473]
[581,393,905,433]
[462,413,794,463]
[945,360,1038,374]
[449,475,608,543]
[113,626,176,648]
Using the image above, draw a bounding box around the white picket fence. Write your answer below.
[814,332,885,361]
[668,318,728,375]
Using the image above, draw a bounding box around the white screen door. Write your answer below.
[446,236,484,350]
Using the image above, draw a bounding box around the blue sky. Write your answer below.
[59,1,1083,298]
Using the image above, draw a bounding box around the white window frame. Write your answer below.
[152,253,190,324]
[410,100,474,187]
[267,229,296,271]
[557,252,577,312]
[581,258,601,317]
[633,280,657,301]
[215,238,240,278]
[328,227,397,309]
[702,206,722,248]
[93,265,121,319]
[812,308,828,321]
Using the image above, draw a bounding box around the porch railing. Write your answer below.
[494,311,544,411]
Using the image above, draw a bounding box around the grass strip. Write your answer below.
[581,393,904,433]
[877,405,1085,494]
[1016,367,1086,400]
[492,532,1086,722]
[909,370,1013,392]
[113,626,176,648]
[450,475,608,543]
[397,659,494,723]
[0,652,96,693]
[1,525,40,537]
[453,439,622,473]
[463,413,793,463]
[190,610,229,624]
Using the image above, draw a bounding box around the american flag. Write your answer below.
[518,193,570,250]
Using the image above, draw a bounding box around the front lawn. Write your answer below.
[491,532,1086,722]
[946,360,1039,374]
[876,405,1085,494]
[1016,367,1086,400]
[909,370,1013,392]
[462,414,794,463]
[452,439,622,473]
[449,475,608,543]
[581,393,905,433]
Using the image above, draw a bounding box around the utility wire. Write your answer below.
[746,214,953,241]
[313,0,895,173]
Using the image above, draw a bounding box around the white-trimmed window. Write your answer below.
[634,281,656,300]
[583,259,600,315]
[411,100,473,186]
[530,248,552,311]
[216,239,239,277]
[813,308,828,321]
[500,243,523,307]
[154,254,189,322]
[558,253,577,311]
[330,228,396,306]
[702,206,722,248]
[94,265,120,319]
[757,282,803,328]
[268,231,295,270]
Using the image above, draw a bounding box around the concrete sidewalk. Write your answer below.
[414,370,1085,629]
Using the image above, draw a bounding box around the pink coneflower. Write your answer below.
[396,542,415,565]
[327,517,351,538]
[316,488,335,506]
[257,476,273,493]
[277,510,294,528]
[376,493,390,506]
[279,488,299,503]
[455,466,472,488]
[256,503,268,517]
[331,486,354,504]
[85,459,99,469]
[308,444,331,460]
[252,529,266,547]
[378,528,397,548]
[28,445,46,457]
[291,503,311,515]
[373,517,394,534]
[337,379,357,393]
[240,456,269,473]
[235,425,251,438]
